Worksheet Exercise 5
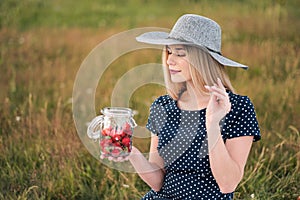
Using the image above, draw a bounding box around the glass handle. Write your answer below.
[87,115,104,140]
[130,118,137,128]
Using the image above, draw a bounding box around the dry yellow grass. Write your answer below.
[0,0,299,199]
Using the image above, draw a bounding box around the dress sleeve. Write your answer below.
[146,96,169,136]
[222,96,261,142]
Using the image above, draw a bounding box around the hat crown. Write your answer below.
[169,14,221,53]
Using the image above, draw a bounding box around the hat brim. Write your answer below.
[136,31,248,70]
[136,31,193,46]
[209,52,248,69]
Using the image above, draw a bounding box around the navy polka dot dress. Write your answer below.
[142,92,261,200]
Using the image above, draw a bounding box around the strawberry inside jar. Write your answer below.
[97,107,136,158]
[100,122,133,157]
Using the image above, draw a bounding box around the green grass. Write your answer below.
[0,0,299,199]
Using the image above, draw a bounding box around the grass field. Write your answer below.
[0,0,299,199]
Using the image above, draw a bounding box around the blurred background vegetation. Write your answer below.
[0,0,299,199]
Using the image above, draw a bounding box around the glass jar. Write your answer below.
[87,107,137,158]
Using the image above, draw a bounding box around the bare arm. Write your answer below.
[205,78,254,193]
[207,124,253,193]
[129,134,165,191]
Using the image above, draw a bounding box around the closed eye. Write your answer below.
[167,49,186,57]
[176,53,186,57]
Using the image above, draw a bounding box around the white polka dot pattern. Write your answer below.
[142,92,261,200]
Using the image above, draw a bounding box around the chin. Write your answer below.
[171,79,186,83]
[171,77,187,83]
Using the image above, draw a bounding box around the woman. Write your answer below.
[129,14,261,200]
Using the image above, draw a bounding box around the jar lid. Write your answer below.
[101,107,133,117]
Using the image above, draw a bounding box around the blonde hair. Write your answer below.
[162,45,235,100]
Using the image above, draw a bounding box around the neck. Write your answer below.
[178,82,210,110]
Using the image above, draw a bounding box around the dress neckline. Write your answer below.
[170,90,233,113]
[173,99,206,113]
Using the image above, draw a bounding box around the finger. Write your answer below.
[217,78,226,91]
[204,85,212,91]
[105,155,129,162]
[108,157,114,161]
[211,91,225,101]
[205,85,226,103]
[210,86,228,99]
[117,156,129,162]
[211,85,225,93]
[205,85,224,93]
[205,85,228,104]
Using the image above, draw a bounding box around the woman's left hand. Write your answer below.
[204,78,231,128]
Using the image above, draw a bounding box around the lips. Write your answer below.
[169,69,181,74]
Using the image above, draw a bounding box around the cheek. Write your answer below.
[182,71,192,81]
[180,62,191,79]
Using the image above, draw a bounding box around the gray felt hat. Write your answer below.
[136,14,248,69]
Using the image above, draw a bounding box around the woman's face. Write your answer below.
[166,45,191,83]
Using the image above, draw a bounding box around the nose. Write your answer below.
[166,53,176,66]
